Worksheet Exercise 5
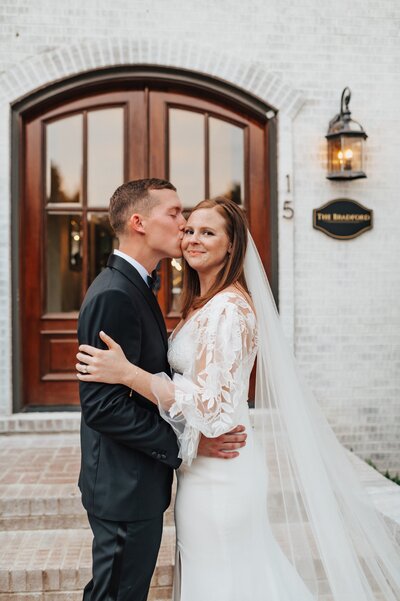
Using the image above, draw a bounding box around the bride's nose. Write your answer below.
[189,232,201,244]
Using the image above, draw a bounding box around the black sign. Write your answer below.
[313,199,373,240]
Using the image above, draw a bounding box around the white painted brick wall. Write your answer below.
[0,106,11,419]
[0,0,399,471]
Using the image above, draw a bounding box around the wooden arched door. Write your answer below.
[20,82,273,407]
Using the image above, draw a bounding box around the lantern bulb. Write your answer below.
[344,149,353,160]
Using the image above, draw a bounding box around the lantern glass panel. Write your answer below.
[343,137,363,173]
[328,137,342,174]
[328,135,364,176]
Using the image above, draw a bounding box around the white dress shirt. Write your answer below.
[113,249,150,285]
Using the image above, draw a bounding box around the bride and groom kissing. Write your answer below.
[76,179,400,601]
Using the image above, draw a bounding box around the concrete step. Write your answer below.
[0,526,175,599]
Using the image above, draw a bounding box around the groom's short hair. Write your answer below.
[109,178,177,235]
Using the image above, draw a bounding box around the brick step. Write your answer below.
[0,590,172,601]
[0,591,172,601]
[0,526,175,597]
[0,595,388,601]
[0,433,175,530]
[0,414,81,434]
[0,522,386,601]
[0,483,175,531]
[0,483,87,531]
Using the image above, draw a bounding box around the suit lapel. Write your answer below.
[107,254,168,350]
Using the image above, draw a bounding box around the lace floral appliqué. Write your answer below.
[152,292,258,464]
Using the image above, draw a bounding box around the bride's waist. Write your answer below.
[179,404,255,474]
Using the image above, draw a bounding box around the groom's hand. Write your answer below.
[197,425,247,459]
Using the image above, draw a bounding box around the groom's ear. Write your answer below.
[128,213,146,235]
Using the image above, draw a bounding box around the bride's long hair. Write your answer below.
[180,197,250,318]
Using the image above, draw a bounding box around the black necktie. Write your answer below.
[147,271,157,291]
[147,274,155,291]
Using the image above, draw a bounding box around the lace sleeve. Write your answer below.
[152,294,257,464]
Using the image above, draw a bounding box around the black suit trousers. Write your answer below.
[83,512,164,601]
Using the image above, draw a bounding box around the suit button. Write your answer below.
[156,453,162,460]
[151,451,157,457]
[161,454,167,460]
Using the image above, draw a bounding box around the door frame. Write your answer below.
[11,65,278,412]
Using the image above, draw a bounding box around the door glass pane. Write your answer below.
[170,258,183,313]
[169,109,205,207]
[209,117,244,205]
[88,108,124,208]
[46,115,83,204]
[46,214,83,312]
[88,213,118,285]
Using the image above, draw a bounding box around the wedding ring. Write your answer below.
[82,364,88,374]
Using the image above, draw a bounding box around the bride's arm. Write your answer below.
[76,331,164,405]
[77,297,255,435]
[76,330,248,462]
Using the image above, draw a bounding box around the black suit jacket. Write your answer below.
[78,254,181,522]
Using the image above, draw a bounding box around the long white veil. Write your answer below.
[244,233,400,600]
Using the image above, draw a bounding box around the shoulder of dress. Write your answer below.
[198,290,256,325]
[215,290,254,310]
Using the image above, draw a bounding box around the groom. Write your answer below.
[78,179,247,601]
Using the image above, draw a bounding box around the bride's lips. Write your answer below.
[187,250,204,256]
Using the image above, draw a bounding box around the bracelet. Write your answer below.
[128,366,139,397]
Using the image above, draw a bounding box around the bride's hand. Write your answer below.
[76,331,133,386]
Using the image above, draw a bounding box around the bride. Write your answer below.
[77,197,400,601]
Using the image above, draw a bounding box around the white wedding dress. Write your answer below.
[152,236,400,601]
[159,291,315,601]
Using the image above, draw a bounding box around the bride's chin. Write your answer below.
[182,253,194,264]
[184,259,197,269]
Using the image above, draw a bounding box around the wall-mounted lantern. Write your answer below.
[326,87,367,180]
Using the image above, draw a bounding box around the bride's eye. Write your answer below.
[184,228,194,235]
